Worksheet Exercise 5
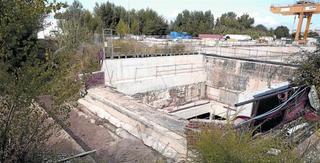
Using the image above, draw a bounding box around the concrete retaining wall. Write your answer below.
[102,54,296,109]
[102,55,206,95]
[133,82,206,109]
[205,56,296,106]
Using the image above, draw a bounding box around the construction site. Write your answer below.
[5,0,320,163]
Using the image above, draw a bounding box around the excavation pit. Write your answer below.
[80,54,296,160]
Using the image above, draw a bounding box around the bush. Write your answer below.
[191,125,300,163]
[293,48,320,95]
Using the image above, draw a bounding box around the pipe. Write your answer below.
[57,150,97,162]
[234,87,294,107]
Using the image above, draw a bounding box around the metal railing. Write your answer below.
[201,46,299,63]
[109,50,199,59]
[132,63,205,81]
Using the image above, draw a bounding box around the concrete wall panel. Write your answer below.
[102,55,206,95]
[133,82,206,109]
[205,56,296,105]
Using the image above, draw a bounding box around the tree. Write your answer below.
[213,12,266,38]
[94,2,127,29]
[0,0,90,162]
[172,10,214,36]
[55,0,99,48]
[116,19,129,38]
[255,24,268,32]
[138,8,168,35]
[82,10,102,34]
[54,0,105,76]
[294,49,320,94]
[274,26,290,39]
[217,12,238,28]
[130,18,139,35]
[308,31,319,38]
[94,3,168,35]
[0,0,75,162]
[238,14,254,29]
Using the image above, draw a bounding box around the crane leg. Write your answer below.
[295,13,304,41]
[303,14,313,42]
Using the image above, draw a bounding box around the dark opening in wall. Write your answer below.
[253,95,285,133]
[212,115,227,120]
[188,113,211,120]
[187,113,226,121]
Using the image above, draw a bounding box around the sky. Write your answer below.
[40,0,320,37]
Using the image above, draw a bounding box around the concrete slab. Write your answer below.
[78,87,188,161]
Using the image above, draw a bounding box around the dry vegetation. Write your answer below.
[112,40,189,55]
[189,125,300,163]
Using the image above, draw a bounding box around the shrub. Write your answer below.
[191,125,300,163]
[293,48,320,95]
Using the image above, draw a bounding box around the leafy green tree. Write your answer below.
[116,19,129,38]
[294,49,320,94]
[137,8,168,35]
[212,12,275,38]
[94,2,128,30]
[82,10,102,34]
[55,0,102,75]
[94,2,168,35]
[55,0,95,48]
[172,10,214,36]
[255,24,268,32]
[274,26,290,39]
[217,12,238,29]
[130,18,140,35]
[237,14,254,29]
[0,0,79,162]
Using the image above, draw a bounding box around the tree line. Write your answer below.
[54,1,320,39]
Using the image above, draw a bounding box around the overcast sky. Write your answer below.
[52,0,320,31]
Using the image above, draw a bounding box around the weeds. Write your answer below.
[190,125,301,163]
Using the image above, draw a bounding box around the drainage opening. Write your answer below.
[188,113,226,121]
[253,95,285,132]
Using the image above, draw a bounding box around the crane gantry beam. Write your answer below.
[271,1,320,43]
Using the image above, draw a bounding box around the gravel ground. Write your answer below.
[48,107,166,163]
